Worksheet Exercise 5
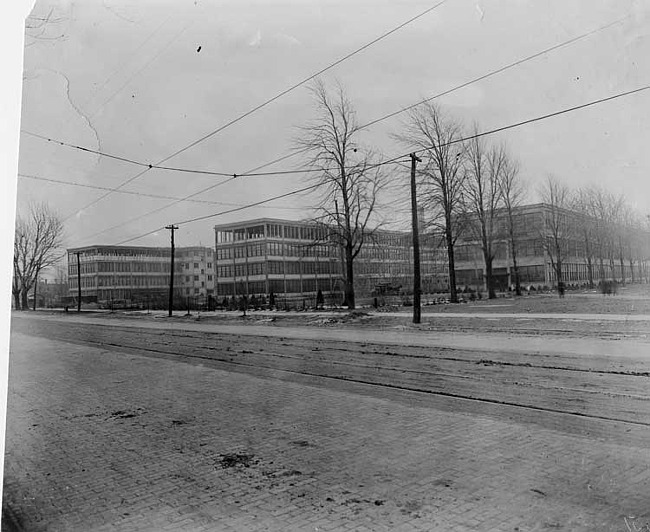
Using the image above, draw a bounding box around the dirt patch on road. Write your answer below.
[218,453,257,469]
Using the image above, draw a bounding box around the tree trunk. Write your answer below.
[483,251,495,299]
[21,290,29,310]
[619,248,626,285]
[344,243,355,309]
[555,250,564,297]
[13,290,21,310]
[508,221,521,296]
[584,231,594,288]
[445,218,458,304]
[629,259,635,284]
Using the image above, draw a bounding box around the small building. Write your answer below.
[176,246,215,308]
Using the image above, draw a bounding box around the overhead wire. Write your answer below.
[88,18,194,119]
[29,15,192,187]
[78,175,237,241]
[17,173,305,210]
[30,9,634,242]
[59,0,449,222]
[21,130,234,177]
[113,183,321,246]
[108,83,650,246]
[25,14,628,180]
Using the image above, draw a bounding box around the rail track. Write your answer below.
[12,317,650,428]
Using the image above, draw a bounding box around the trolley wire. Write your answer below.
[22,14,627,180]
[58,0,449,222]
[108,83,650,246]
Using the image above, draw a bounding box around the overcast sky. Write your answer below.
[14,0,650,250]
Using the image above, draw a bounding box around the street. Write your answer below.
[4,312,650,531]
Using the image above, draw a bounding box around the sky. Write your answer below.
[13,0,650,254]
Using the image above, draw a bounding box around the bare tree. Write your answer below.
[498,154,526,296]
[581,186,611,282]
[625,210,650,284]
[397,103,466,303]
[610,194,631,285]
[13,203,64,310]
[463,130,506,299]
[572,188,597,288]
[538,176,572,296]
[295,80,386,309]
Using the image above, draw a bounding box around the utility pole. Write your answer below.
[166,225,178,317]
[410,153,422,324]
[76,252,82,313]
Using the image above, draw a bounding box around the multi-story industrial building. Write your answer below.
[67,204,649,309]
[454,203,650,290]
[214,218,448,306]
[66,245,214,309]
[214,206,649,303]
[215,219,342,306]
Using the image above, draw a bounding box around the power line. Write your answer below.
[77,176,237,241]
[219,15,631,178]
[31,16,189,183]
[75,154,411,243]
[61,0,448,222]
[359,15,628,129]
[89,19,194,119]
[21,130,234,177]
[114,183,320,246]
[109,83,650,247]
[155,0,449,163]
[408,84,650,161]
[26,14,627,181]
[17,172,304,210]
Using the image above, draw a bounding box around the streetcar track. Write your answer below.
[34,329,650,427]
[99,338,650,401]
[107,326,650,379]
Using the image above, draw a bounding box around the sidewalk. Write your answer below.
[5,331,650,531]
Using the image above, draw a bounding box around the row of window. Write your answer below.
[185,275,213,282]
[216,224,331,244]
[184,262,213,270]
[69,262,175,275]
[216,278,339,297]
[217,242,337,260]
[217,261,338,278]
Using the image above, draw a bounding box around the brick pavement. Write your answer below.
[4,328,650,531]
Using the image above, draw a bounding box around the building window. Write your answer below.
[201,269,205,274]
[185,276,190,282]
[194,275,199,281]
[185,263,189,269]
[201,281,205,288]
[207,262,212,269]
[194,263,199,268]
[207,275,213,281]
[194,288,199,294]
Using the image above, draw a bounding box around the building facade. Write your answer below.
[176,246,215,304]
[453,203,650,290]
[66,245,214,309]
[66,204,649,309]
[214,218,449,305]
[215,219,342,306]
